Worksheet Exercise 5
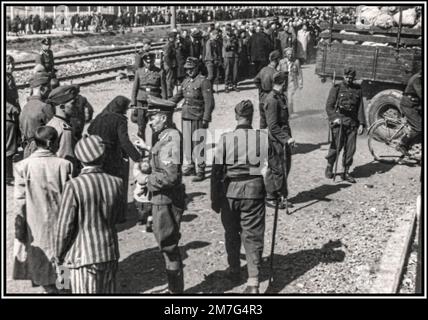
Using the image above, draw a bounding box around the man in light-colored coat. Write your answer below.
[13,126,73,293]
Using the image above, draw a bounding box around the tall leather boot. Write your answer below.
[341,167,356,183]
[166,269,184,294]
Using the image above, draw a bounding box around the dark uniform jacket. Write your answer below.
[147,127,186,207]
[264,90,292,145]
[35,49,55,75]
[6,72,20,109]
[211,124,267,212]
[163,41,177,69]
[400,72,422,111]
[326,82,366,127]
[264,90,292,196]
[131,65,166,105]
[254,65,277,102]
[170,74,215,122]
[248,32,272,62]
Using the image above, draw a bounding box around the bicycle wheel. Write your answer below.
[367,119,405,163]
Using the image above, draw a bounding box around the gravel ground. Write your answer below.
[7,64,421,294]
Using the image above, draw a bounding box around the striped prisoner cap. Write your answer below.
[75,135,105,164]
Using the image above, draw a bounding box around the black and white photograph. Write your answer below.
[1,0,425,303]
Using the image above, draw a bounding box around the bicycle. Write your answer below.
[367,116,421,165]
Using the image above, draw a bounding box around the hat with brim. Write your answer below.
[47,85,79,105]
[75,135,105,164]
[147,95,177,114]
[184,57,199,69]
[30,71,51,88]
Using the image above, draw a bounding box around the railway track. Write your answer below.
[14,41,166,71]
[16,64,132,90]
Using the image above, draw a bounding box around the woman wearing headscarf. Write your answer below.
[87,96,142,222]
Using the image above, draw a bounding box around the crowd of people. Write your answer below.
[7,6,358,36]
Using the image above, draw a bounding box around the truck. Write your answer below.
[315,22,421,126]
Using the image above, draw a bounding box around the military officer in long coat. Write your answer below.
[264,71,295,209]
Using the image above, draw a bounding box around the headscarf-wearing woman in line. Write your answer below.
[87,96,142,222]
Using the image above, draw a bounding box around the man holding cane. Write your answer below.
[264,71,295,210]
[325,67,365,183]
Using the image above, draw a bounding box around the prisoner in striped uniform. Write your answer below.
[55,135,124,294]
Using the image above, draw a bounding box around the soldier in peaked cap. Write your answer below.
[131,49,167,142]
[143,96,187,294]
[35,37,56,78]
[264,71,295,210]
[55,134,123,294]
[170,56,215,182]
[325,67,365,183]
[134,38,153,69]
[211,100,268,294]
[20,71,54,158]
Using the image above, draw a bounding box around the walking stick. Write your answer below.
[268,198,280,287]
[327,70,336,144]
[332,120,343,182]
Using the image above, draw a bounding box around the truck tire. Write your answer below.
[368,89,403,126]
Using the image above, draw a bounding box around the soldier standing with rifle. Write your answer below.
[211,100,267,294]
[325,67,365,183]
[131,51,167,141]
[264,71,295,210]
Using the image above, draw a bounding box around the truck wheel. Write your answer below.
[368,89,403,126]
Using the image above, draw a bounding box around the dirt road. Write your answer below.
[6,64,420,294]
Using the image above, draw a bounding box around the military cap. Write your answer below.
[147,95,176,114]
[30,71,50,88]
[75,135,105,164]
[6,54,15,64]
[41,37,51,45]
[191,29,202,38]
[344,67,356,77]
[235,100,254,118]
[168,30,177,38]
[273,71,288,85]
[184,57,199,69]
[142,51,156,60]
[269,50,281,62]
[47,85,79,105]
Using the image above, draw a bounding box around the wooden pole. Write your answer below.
[396,7,403,51]
[171,6,176,29]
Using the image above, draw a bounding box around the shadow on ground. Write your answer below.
[117,240,210,293]
[184,240,345,294]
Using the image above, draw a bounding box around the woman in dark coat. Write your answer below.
[87,96,142,222]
